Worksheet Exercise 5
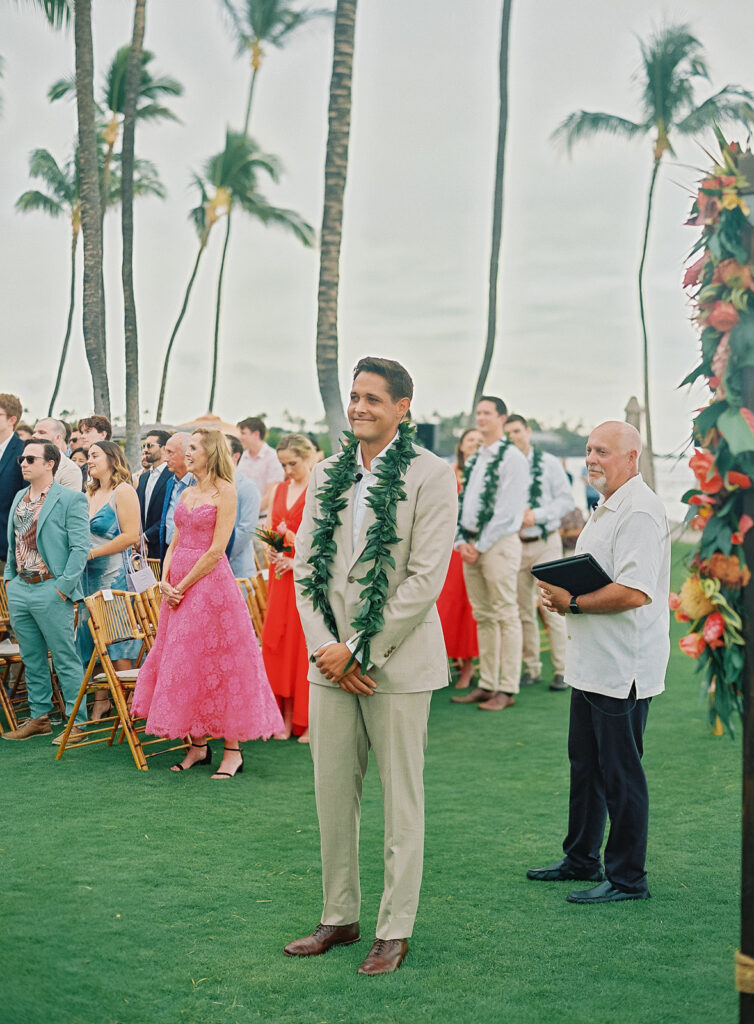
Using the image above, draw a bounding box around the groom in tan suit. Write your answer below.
[286,357,457,975]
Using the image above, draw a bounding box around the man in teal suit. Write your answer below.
[3,439,90,742]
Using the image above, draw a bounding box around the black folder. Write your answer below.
[530,553,612,596]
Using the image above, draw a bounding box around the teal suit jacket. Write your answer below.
[4,481,90,600]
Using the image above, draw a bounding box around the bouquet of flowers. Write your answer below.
[255,522,296,578]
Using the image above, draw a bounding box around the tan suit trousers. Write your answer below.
[517,531,568,676]
[309,683,432,940]
[462,533,522,694]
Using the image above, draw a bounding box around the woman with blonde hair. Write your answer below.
[261,432,315,742]
[76,440,142,724]
[132,429,283,779]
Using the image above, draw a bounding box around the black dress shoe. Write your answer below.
[526,858,605,882]
[567,880,650,904]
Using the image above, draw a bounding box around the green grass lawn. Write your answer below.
[2,545,742,1024]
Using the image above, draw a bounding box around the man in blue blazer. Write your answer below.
[136,430,171,558]
[0,393,26,569]
[3,439,90,742]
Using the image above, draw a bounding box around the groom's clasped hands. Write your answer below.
[314,641,378,695]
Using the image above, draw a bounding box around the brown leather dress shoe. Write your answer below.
[357,938,409,975]
[451,687,491,704]
[478,692,515,711]
[2,716,52,741]
[283,922,360,957]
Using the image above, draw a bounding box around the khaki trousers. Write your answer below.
[309,683,432,940]
[462,533,522,694]
[517,531,568,676]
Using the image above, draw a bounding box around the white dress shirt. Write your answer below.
[520,448,575,539]
[352,433,399,549]
[458,439,529,552]
[144,460,168,513]
[565,473,670,699]
[238,443,284,493]
[165,472,194,545]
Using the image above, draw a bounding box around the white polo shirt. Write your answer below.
[564,473,670,699]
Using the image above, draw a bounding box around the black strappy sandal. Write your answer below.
[171,742,212,772]
[211,747,244,780]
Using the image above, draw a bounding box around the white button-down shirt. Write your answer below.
[458,439,529,552]
[520,448,575,539]
[144,460,167,513]
[352,433,399,549]
[238,443,284,494]
[565,473,670,699]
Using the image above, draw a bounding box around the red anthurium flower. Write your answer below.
[689,450,724,494]
[739,514,754,534]
[683,253,708,288]
[706,301,739,332]
[679,633,707,658]
[688,493,717,506]
[727,471,752,489]
[702,612,725,649]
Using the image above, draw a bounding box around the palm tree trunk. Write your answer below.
[48,226,79,416]
[208,213,232,413]
[156,237,208,422]
[242,66,258,135]
[74,0,110,416]
[121,0,146,469]
[637,156,660,489]
[472,0,512,411]
[316,0,357,447]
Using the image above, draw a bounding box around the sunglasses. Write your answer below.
[141,442,158,450]
[17,455,47,466]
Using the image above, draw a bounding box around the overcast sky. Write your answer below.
[2,0,753,452]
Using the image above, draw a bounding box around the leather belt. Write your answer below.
[520,534,543,544]
[19,571,54,584]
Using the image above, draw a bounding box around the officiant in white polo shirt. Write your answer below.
[527,421,670,905]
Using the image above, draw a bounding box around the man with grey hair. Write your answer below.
[32,418,83,492]
[159,432,193,563]
[527,420,670,904]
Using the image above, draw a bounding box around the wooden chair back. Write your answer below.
[236,578,264,640]
[252,571,268,613]
[147,558,162,582]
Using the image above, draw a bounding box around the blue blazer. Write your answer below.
[158,474,235,565]
[137,464,170,559]
[0,433,24,561]
[4,481,90,600]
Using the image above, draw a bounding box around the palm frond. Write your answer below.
[676,86,754,135]
[136,102,181,124]
[236,192,316,246]
[47,73,76,102]
[204,130,280,191]
[141,74,184,100]
[551,110,646,153]
[15,189,64,217]
[188,172,209,237]
[27,147,76,203]
[25,0,70,30]
[636,24,708,127]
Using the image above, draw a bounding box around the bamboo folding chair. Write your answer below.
[254,544,270,573]
[133,587,161,650]
[252,571,268,614]
[55,589,185,769]
[147,558,162,582]
[236,578,264,640]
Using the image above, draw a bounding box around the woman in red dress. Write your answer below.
[260,433,315,743]
[437,428,483,688]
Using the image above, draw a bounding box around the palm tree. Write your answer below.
[156,130,314,420]
[219,0,331,134]
[49,44,182,217]
[316,0,356,445]
[16,145,164,417]
[472,0,513,411]
[552,23,754,483]
[120,0,147,471]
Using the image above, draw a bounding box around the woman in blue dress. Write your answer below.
[78,440,142,720]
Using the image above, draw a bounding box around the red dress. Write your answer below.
[261,482,310,735]
[436,475,479,659]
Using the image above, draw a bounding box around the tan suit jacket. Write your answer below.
[294,443,458,693]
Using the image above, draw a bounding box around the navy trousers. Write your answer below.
[562,685,651,894]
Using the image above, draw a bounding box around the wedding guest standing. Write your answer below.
[136,430,171,558]
[78,441,142,721]
[437,428,482,689]
[503,414,575,691]
[0,393,25,573]
[451,396,529,711]
[226,434,261,579]
[261,433,314,743]
[529,422,670,903]
[287,357,457,975]
[32,418,83,492]
[131,429,283,779]
[236,416,284,515]
[2,439,89,743]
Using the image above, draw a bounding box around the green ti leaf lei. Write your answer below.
[300,420,419,670]
[457,438,512,542]
[527,445,548,540]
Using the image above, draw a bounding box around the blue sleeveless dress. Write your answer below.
[76,493,143,667]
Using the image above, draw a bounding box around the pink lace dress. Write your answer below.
[131,502,284,741]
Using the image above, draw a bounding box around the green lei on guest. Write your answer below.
[528,445,548,540]
[301,420,419,670]
[457,437,512,542]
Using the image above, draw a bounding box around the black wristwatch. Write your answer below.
[569,595,582,615]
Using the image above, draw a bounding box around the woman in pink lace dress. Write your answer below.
[131,428,283,778]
